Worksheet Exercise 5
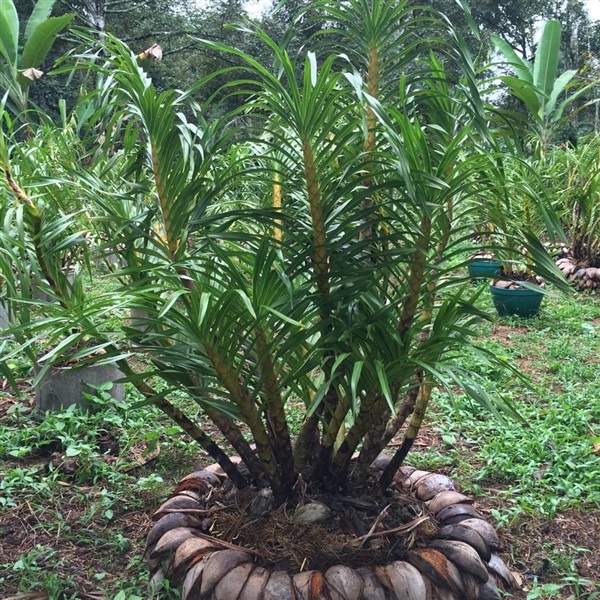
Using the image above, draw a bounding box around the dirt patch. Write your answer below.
[513,511,600,579]
[505,511,600,598]
[472,488,600,597]
[391,424,445,453]
[488,324,531,344]
[0,491,152,597]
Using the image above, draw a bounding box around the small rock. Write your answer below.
[292,502,331,524]
[249,488,274,517]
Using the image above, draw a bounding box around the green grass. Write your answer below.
[426,291,600,517]
[0,387,198,597]
[0,287,599,598]
[420,288,600,598]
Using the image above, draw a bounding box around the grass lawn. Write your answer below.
[1,286,599,599]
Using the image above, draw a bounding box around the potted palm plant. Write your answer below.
[1,1,566,597]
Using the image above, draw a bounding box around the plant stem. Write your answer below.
[4,166,67,308]
[352,377,421,481]
[360,42,379,241]
[302,138,330,300]
[378,380,432,492]
[254,327,296,492]
[328,391,382,488]
[398,217,431,337]
[204,344,285,495]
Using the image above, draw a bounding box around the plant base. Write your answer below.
[144,462,518,599]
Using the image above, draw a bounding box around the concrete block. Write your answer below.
[35,363,125,414]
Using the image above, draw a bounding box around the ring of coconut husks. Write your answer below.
[144,461,518,600]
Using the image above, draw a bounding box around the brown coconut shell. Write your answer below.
[460,572,485,600]
[182,559,206,600]
[308,571,328,599]
[199,550,254,598]
[436,524,492,563]
[456,519,500,551]
[149,527,203,560]
[378,561,428,600]
[168,537,221,579]
[211,562,254,600]
[429,540,489,583]
[436,504,484,525]
[263,570,294,600]
[238,566,271,600]
[405,470,433,488]
[292,570,320,600]
[325,565,365,600]
[415,474,458,501]
[153,494,201,520]
[487,554,518,589]
[146,513,204,550]
[357,569,388,600]
[407,548,464,596]
[427,491,473,515]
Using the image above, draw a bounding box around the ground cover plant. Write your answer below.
[0,289,599,598]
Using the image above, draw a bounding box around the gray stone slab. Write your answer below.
[35,363,125,413]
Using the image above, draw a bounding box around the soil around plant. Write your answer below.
[191,478,428,573]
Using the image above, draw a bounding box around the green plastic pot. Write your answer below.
[489,283,544,318]
[468,260,501,279]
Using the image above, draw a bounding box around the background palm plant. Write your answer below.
[0,0,74,119]
[493,19,592,155]
[550,135,600,273]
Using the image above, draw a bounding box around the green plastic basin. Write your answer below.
[468,260,502,278]
[489,284,544,318]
